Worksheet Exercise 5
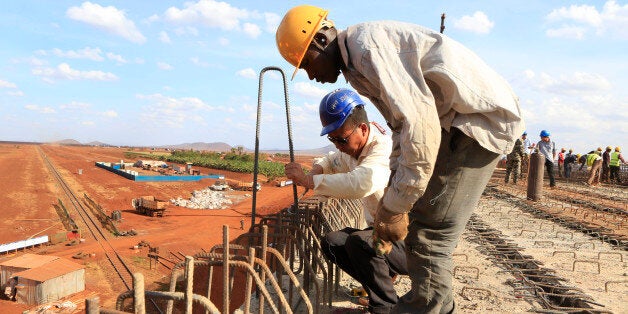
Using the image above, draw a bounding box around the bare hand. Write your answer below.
[285,162,314,189]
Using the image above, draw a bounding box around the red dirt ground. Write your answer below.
[0,143,312,313]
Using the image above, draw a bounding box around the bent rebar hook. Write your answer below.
[251,66,299,225]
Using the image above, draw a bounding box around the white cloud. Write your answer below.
[146,14,159,23]
[546,26,586,39]
[66,2,146,44]
[101,110,118,117]
[137,93,214,127]
[106,52,127,63]
[523,70,612,94]
[7,90,24,97]
[25,104,56,114]
[454,11,494,34]
[545,0,628,39]
[50,47,104,61]
[159,31,172,43]
[513,69,626,154]
[293,82,330,99]
[0,79,17,88]
[218,37,229,46]
[190,57,209,67]
[264,12,280,33]
[173,26,199,36]
[157,62,174,70]
[163,0,249,30]
[60,101,91,110]
[242,23,261,38]
[546,4,602,26]
[236,68,256,79]
[162,0,274,37]
[32,63,118,82]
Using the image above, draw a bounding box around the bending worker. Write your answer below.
[285,88,407,313]
[276,5,525,313]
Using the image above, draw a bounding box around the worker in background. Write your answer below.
[536,130,557,188]
[579,152,593,171]
[520,132,532,180]
[284,88,407,312]
[564,149,576,179]
[276,6,524,313]
[586,148,603,186]
[609,147,626,184]
[602,146,612,183]
[505,136,525,184]
[557,148,566,178]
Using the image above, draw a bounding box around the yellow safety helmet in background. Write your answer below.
[577,154,581,159]
[569,148,573,153]
[276,5,332,79]
[606,146,612,150]
[597,147,603,152]
[616,147,621,152]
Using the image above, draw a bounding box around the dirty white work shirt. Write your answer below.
[536,140,556,162]
[312,126,392,226]
[523,137,533,154]
[338,21,525,214]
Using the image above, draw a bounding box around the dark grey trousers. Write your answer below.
[393,128,500,314]
[321,227,407,313]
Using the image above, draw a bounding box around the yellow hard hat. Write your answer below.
[616,147,621,152]
[276,5,332,79]
[597,147,602,151]
[576,154,581,158]
[569,148,573,153]
[606,146,612,150]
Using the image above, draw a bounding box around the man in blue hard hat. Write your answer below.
[276,6,525,313]
[285,88,407,312]
[536,130,557,188]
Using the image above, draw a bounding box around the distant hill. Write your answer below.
[160,142,233,152]
[85,141,112,147]
[261,144,336,156]
[52,139,82,145]
[41,139,333,155]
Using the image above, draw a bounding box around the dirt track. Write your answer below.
[0,144,625,313]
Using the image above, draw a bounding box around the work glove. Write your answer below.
[373,205,408,256]
[284,162,314,189]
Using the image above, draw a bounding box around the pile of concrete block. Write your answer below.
[170,188,233,209]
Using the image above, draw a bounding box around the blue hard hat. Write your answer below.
[540,130,550,137]
[319,88,365,136]
[522,131,527,135]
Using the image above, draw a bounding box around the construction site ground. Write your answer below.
[0,143,625,313]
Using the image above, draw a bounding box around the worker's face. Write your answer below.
[327,122,367,159]
[300,28,342,83]
[541,136,550,142]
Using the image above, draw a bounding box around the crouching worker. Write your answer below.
[285,88,407,313]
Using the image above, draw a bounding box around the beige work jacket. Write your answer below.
[312,127,392,226]
[338,21,525,214]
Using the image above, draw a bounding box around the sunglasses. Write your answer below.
[327,127,357,145]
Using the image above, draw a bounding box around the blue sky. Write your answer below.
[1,1,626,154]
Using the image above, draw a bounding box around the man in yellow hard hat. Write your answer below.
[610,147,626,184]
[276,5,525,313]
[602,146,612,183]
[586,149,603,186]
